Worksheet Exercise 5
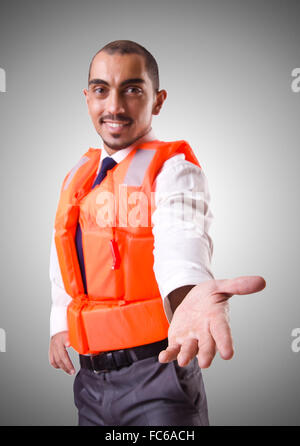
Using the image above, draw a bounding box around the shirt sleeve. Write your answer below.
[49,228,72,337]
[151,153,214,323]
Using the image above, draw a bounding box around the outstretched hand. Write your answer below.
[158,276,266,368]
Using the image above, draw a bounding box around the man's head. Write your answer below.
[83,40,167,154]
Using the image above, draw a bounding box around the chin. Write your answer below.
[102,137,133,151]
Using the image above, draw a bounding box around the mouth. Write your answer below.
[102,120,132,133]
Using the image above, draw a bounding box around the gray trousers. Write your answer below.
[73,355,209,426]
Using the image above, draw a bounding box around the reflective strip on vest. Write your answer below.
[63,156,90,190]
[123,149,156,186]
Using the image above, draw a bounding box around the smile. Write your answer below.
[103,121,131,132]
[107,122,128,127]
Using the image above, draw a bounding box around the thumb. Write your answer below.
[64,336,71,348]
[214,275,266,297]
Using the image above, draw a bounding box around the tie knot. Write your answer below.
[92,156,117,189]
[101,156,117,173]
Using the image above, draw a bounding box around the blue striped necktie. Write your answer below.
[75,156,117,293]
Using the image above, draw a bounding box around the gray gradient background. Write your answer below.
[0,0,299,426]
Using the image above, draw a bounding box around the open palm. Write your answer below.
[158,276,266,368]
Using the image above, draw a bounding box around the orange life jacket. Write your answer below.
[54,139,201,354]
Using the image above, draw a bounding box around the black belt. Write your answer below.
[79,338,168,373]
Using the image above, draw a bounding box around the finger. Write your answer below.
[214,276,266,298]
[56,344,76,375]
[177,338,199,367]
[209,316,234,360]
[49,350,59,369]
[158,343,181,363]
[55,354,75,375]
[197,334,217,369]
[52,349,63,370]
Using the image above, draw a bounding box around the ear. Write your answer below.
[152,89,167,115]
[83,88,88,103]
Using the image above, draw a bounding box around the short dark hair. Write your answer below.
[88,40,159,92]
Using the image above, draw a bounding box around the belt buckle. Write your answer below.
[90,353,109,374]
[112,349,132,369]
[90,350,131,373]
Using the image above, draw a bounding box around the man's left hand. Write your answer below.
[158,276,266,368]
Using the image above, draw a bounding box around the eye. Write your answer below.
[94,87,106,94]
[125,86,142,94]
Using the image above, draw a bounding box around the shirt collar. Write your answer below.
[97,128,157,174]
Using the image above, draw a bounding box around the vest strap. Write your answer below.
[67,296,169,354]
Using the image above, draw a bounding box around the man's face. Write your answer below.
[84,52,166,154]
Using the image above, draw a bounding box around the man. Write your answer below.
[49,40,266,426]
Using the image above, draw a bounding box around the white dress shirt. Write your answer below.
[49,129,214,337]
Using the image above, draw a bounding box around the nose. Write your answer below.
[106,89,125,115]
